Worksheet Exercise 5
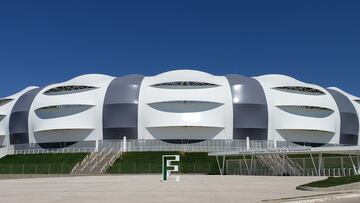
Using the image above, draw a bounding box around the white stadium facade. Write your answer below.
[0,69,359,150]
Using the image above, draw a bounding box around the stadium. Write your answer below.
[1,69,360,177]
[0,69,359,148]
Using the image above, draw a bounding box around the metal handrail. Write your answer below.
[90,148,114,172]
[71,152,97,173]
[80,149,104,172]
[100,150,122,173]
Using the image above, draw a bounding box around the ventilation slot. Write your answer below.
[148,101,223,113]
[273,86,325,95]
[151,81,219,89]
[0,98,13,106]
[44,85,97,95]
[277,129,335,144]
[277,105,334,118]
[146,126,224,140]
[33,129,94,143]
[35,105,94,119]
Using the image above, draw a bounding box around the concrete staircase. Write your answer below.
[71,148,122,175]
[256,154,303,176]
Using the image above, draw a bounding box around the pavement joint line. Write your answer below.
[261,191,360,202]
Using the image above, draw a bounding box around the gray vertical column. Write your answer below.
[225,74,268,140]
[9,88,41,144]
[102,75,144,140]
[328,89,359,145]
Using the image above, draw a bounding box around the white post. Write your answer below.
[95,139,99,152]
[273,139,277,149]
[357,153,360,174]
[123,136,127,152]
[246,137,250,150]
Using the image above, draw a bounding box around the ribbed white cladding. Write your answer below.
[0,87,38,147]
[138,70,233,140]
[28,74,114,144]
[328,87,360,146]
[254,74,340,144]
[0,70,359,148]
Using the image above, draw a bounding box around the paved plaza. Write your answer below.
[0,175,354,203]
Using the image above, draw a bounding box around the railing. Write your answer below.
[106,162,219,174]
[226,155,360,176]
[230,168,357,177]
[0,163,77,174]
[99,139,315,153]
[99,148,113,164]
[0,139,354,157]
[80,148,106,172]
[9,148,94,155]
[90,148,114,172]
[101,151,122,173]
[10,141,96,150]
[71,152,96,173]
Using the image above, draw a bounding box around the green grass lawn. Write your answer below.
[301,175,360,188]
[106,152,357,175]
[0,153,88,174]
[106,152,219,174]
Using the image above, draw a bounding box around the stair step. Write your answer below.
[71,150,122,174]
[255,154,302,176]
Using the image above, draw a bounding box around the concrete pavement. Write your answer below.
[0,175,351,203]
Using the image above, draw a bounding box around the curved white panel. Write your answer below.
[28,74,115,144]
[143,107,227,128]
[0,86,38,147]
[146,126,224,140]
[276,105,334,118]
[34,128,95,133]
[31,106,98,132]
[274,108,337,133]
[329,87,360,146]
[35,105,94,119]
[254,74,340,144]
[0,71,358,148]
[138,70,233,140]
[148,101,223,113]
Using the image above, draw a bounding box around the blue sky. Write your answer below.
[0,0,359,97]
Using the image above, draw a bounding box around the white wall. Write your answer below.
[28,74,114,144]
[138,70,233,140]
[1,71,358,147]
[254,74,340,144]
[328,87,360,146]
[0,86,38,147]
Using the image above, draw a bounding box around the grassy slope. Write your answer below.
[0,153,88,174]
[226,154,355,170]
[301,175,360,188]
[107,152,357,174]
[106,152,219,174]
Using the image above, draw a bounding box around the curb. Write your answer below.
[297,182,360,191]
[262,191,360,203]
